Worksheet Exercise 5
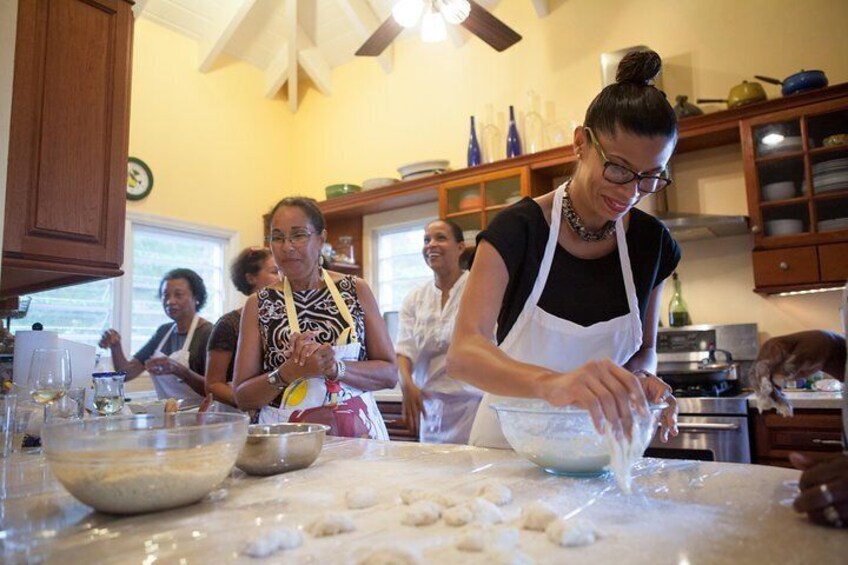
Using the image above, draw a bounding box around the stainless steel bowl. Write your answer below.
[235,423,329,476]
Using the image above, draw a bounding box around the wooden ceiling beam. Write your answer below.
[198,0,257,72]
[336,0,394,73]
[264,43,290,99]
[298,46,332,97]
[285,0,299,112]
[531,0,550,18]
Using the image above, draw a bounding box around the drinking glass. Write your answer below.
[0,393,16,458]
[27,348,72,423]
[92,373,125,416]
[45,386,86,422]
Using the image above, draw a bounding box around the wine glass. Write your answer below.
[28,348,73,423]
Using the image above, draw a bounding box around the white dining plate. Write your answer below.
[818,217,848,232]
[401,169,447,181]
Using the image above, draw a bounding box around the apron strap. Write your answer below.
[154,323,176,356]
[283,271,358,345]
[181,315,200,354]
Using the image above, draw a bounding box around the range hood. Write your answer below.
[655,212,750,242]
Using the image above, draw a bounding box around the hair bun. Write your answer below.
[615,50,662,86]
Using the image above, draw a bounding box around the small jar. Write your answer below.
[92,372,126,416]
[335,236,355,265]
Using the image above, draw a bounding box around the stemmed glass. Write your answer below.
[28,348,73,423]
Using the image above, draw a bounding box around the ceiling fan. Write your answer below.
[356,0,521,57]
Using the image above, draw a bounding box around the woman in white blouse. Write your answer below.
[396,219,482,443]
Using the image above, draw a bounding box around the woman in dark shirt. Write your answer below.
[447,50,680,448]
[206,247,279,408]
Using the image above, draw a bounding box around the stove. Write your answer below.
[647,323,758,463]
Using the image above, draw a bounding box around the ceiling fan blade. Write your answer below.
[355,16,403,56]
[461,0,522,52]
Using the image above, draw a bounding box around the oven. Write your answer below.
[647,324,758,464]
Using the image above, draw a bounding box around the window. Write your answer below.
[11,214,238,356]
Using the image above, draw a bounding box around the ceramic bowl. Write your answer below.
[325,184,362,199]
[42,413,249,514]
[362,177,399,191]
[490,400,664,476]
[397,160,450,178]
[761,181,796,201]
[235,423,329,476]
[765,219,804,236]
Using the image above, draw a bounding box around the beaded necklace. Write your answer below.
[561,180,616,242]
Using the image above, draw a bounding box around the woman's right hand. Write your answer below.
[539,358,649,439]
[401,382,427,437]
[283,332,336,380]
[98,329,121,349]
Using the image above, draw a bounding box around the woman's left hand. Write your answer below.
[637,372,678,442]
[145,357,182,377]
[791,452,848,528]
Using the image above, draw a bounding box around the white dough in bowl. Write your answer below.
[401,500,442,526]
[477,482,513,506]
[309,513,356,537]
[521,501,558,531]
[346,486,379,509]
[545,518,598,547]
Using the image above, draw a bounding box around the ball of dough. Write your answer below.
[243,527,303,558]
[308,513,356,537]
[357,546,424,565]
[456,526,519,552]
[443,504,475,527]
[399,488,427,505]
[545,518,598,547]
[469,497,503,525]
[521,501,558,531]
[346,486,380,510]
[399,489,458,508]
[401,500,442,527]
[477,482,513,506]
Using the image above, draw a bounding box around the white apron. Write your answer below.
[258,271,389,441]
[469,183,644,448]
[841,283,847,452]
[150,315,206,406]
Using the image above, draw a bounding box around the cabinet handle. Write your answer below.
[676,422,741,431]
[779,261,789,271]
[751,225,761,234]
[811,438,843,446]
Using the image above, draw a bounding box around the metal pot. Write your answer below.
[698,347,738,381]
[755,70,828,96]
[697,80,767,109]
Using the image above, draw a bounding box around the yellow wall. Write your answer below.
[128,19,295,250]
[128,1,848,336]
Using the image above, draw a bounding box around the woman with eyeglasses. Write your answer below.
[447,50,681,448]
[205,247,280,409]
[234,197,396,438]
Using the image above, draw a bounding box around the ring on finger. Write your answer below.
[820,483,835,506]
[823,505,844,528]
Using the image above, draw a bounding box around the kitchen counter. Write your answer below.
[747,390,844,410]
[2,440,846,563]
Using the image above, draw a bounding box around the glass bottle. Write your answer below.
[481,104,502,163]
[524,91,545,154]
[668,272,692,327]
[336,236,355,265]
[467,116,482,167]
[506,105,522,158]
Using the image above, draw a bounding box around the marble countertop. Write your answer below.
[2,439,846,563]
[746,391,844,410]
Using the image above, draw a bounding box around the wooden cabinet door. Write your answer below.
[2,0,133,296]
[751,246,819,288]
[819,242,848,282]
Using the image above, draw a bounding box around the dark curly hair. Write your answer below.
[159,268,208,311]
[584,49,677,139]
[231,247,273,295]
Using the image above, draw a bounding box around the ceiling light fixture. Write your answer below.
[391,0,471,43]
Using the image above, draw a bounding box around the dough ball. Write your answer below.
[469,497,503,525]
[399,488,458,508]
[545,518,598,547]
[243,527,302,558]
[521,501,558,531]
[357,546,423,565]
[477,482,513,506]
[346,486,380,510]
[489,550,536,565]
[443,504,475,527]
[401,500,442,527]
[427,492,460,508]
[399,488,427,505]
[309,513,356,537]
[456,526,519,552]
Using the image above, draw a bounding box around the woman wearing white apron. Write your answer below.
[100,268,213,405]
[234,197,397,440]
[447,50,680,448]
[397,219,481,444]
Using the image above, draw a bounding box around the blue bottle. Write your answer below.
[506,105,522,158]
[467,116,482,167]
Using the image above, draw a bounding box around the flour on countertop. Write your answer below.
[355,546,424,565]
[456,525,519,552]
[346,486,380,510]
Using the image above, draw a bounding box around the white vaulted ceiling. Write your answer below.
[134,0,544,112]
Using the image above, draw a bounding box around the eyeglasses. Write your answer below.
[584,127,672,194]
[266,230,315,247]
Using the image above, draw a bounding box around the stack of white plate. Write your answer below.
[758,136,803,155]
[812,157,848,194]
[397,160,450,181]
[818,217,848,232]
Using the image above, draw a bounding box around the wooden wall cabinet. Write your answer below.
[741,96,848,293]
[753,409,844,468]
[439,167,529,240]
[1,0,134,298]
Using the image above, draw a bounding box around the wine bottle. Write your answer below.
[506,105,522,158]
[668,272,692,327]
[467,116,482,167]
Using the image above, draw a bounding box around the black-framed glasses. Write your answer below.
[584,127,672,194]
[265,230,315,247]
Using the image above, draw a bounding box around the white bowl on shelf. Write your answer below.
[397,160,450,178]
[761,181,796,201]
[362,177,399,191]
[818,217,848,232]
[765,219,804,236]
